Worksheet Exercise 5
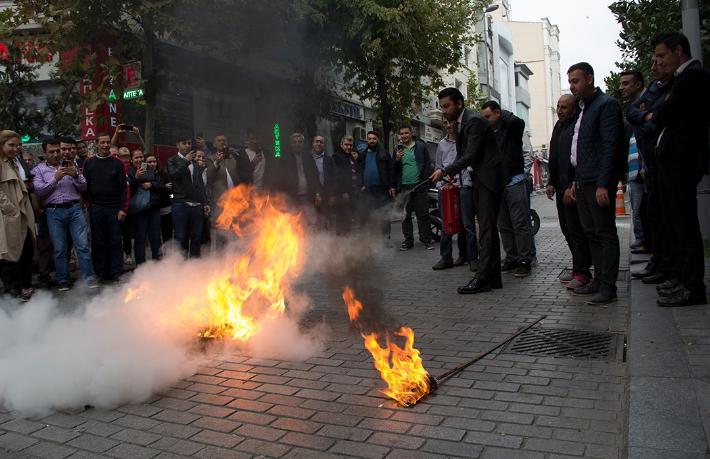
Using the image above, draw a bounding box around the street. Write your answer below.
[0,194,645,458]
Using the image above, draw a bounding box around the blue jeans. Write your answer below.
[132,208,162,264]
[629,180,645,243]
[89,204,124,279]
[439,187,478,262]
[172,202,204,258]
[46,203,96,285]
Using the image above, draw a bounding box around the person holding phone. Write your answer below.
[111,124,145,150]
[167,135,208,258]
[32,137,97,291]
[128,150,165,264]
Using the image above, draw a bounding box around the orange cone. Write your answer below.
[615,181,626,216]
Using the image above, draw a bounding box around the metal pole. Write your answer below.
[681,0,702,64]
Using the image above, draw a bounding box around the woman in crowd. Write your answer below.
[0,130,36,301]
[127,150,166,264]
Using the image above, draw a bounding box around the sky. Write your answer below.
[510,0,623,91]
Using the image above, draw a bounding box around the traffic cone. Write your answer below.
[615,181,626,216]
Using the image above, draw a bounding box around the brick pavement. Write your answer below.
[0,195,631,458]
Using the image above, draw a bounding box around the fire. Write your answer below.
[199,185,304,341]
[342,287,431,407]
[124,285,148,303]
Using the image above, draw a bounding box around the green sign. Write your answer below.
[20,134,30,143]
[273,123,281,158]
[108,89,118,102]
[123,88,144,100]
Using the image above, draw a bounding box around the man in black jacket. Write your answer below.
[358,131,395,236]
[431,88,506,294]
[651,32,709,307]
[167,135,209,258]
[395,124,433,250]
[331,135,361,234]
[567,62,625,305]
[627,69,674,284]
[546,94,592,289]
[481,101,533,277]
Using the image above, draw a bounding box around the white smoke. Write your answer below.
[0,246,327,417]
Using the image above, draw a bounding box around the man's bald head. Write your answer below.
[556,94,577,123]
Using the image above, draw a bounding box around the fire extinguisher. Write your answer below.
[440,178,463,236]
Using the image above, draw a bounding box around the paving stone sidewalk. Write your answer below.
[0,195,631,458]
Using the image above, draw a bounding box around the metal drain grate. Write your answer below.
[559,268,630,282]
[504,327,625,361]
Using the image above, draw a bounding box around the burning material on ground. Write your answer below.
[197,184,305,341]
[342,287,432,407]
[342,286,547,407]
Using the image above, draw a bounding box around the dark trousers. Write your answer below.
[555,189,592,277]
[575,182,619,292]
[473,185,502,285]
[361,186,390,236]
[646,171,672,275]
[122,215,132,256]
[0,229,35,292]
[161,211,173,244]
[401,184,431,243]
[658,168,706,295]
[172,202,204,258]
[89,204,124,279]
[498,180,533,263]
[132,208,162,264]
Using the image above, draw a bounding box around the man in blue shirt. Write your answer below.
[357,131,395,236]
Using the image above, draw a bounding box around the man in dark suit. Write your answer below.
[167,135,209,258]
[430,87,506,294]
[651,31,709,307]
[265,132,322,224]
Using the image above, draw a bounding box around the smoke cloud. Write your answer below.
[0,245,327,417]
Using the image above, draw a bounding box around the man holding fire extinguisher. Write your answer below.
[430,88,506,294]
[431,119,478,271]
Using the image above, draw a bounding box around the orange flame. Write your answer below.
[199,185,304,341]
[342,287,431,406]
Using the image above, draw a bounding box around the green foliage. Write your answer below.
[298,0,486,144]
[0,42,43,139]
[606,0,710,103]
[466,71,483,107]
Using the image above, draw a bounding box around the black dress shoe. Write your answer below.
[642,273,667,284]
[632,263,656,279]
[453,257,466,267]
[658,284,684,297]
[457,278,493,294]
[657,278,680,290]
[432,259,454,270]
[657,288,707,307]
[501,259,518,272]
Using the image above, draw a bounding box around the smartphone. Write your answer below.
[396,144,405,151]
[61,160,69,167]
[119,124,134,132]
[141,161,147,170]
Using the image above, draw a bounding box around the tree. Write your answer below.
[606,0,709,101]
[1,0,252,151]
[0,41,44,139]
[298,0,486,148]
[466,71,483,108]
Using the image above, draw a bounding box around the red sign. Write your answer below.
[123,62,141,90]
[0,39,54,63]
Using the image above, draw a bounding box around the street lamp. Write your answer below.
[485,4,499,13]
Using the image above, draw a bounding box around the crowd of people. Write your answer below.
[0,32,706,308]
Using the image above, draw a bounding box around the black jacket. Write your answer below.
[265,150,321,200]
[626,79,673,174]
[394,138,432,189]
[494,110,525,182]
[166,154,206,204]
[332,148,362,197]
[357,142,395,190]
[548,117,576,190]
[654,60,710,180]
[443,108,505,193]
[128,166,166,210]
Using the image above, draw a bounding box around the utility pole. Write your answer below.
[681,0,703,64]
